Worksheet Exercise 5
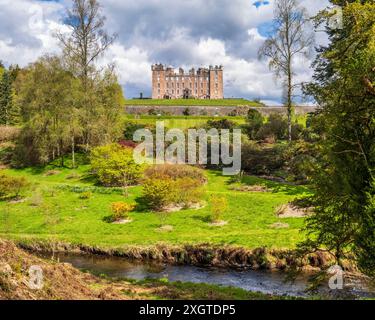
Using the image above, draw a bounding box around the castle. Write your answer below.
[151,64,224,100]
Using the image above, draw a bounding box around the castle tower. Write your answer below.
[209,65,224,99]
[151,64,166,99]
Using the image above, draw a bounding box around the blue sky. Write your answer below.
[0,0,329,104]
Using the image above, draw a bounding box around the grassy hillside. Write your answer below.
[0,165,310,249]
[124,98,261,106]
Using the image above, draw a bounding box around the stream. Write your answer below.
[44,252,374,299]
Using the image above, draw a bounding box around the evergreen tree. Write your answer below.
[0,70,13,125]
[301,1,375,276]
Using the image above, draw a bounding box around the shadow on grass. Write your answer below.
[210,169,309,196]
[191,215,212,223]
[134,196,152,213]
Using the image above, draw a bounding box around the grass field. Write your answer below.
[0,164,310,249]
[123,115,247,130]
[124,98,261,107]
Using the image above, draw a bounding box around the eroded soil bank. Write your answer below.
[0,240,279,300]
[16,240,355,272]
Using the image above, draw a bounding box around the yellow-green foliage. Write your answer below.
[144,164,207,185]
[142,176,174,210]
[142,165,206,210]
[174,177,205,207]
[79,191,92,200]
[90,144,143,187]
[210,195,228,222]
[0,174,29,199]
[110,202,135,221]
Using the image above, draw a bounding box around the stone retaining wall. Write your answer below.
[125,105,317,117]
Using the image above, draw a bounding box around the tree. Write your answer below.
[246,109,263,139]
[57,0,116,83]
[90,144,144,196]
[300,1,375,277]
[56,0,121,150]
[259,0,314,142]
[0,70,13,125]
[15,56,80,166]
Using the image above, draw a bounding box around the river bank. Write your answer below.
[0,240,282,300]
[16,240,351,272]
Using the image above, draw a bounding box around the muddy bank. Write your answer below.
[16,241,356,272]
[2,240,276,300]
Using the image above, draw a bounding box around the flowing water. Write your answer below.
[44,252,374,299]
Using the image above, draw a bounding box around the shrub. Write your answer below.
[173,177,205,206]
[210,195,228,223]
[241,142,286,175]
[0,126,20,143]
[183,107,191,116]
[110,202,135,222]
[79,191,92,200]
[246,109,263,139]
[142,176,174,211]
[256,114,288,141]
[144,164,207,185]
[29,192,43,207]
[206,119,236,130]
[90,144,144,188]
[0,174,29,199]
[142,165,206,211]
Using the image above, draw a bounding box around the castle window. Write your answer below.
[158,89,160,94]
[172,90,174,94]
[158,83,160,88]
[190,83,192,89]
[177,90,180,95]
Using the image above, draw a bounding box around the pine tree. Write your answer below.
[0,70,13,125]
[300,1,375,276]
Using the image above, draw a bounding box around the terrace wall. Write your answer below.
[125,105,318,117]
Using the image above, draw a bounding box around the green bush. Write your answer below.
[210,195,228,223]
[142,176,174,210]
[90,144,144,187]
[241,142,286,175]
[206,119,236,130]
[142,165,206,211]
[245,109,263,139]
[173,177,205,207]
[256,114,288,141]
[0,174,29,199]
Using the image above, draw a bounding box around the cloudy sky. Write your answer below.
[0,0,330,104]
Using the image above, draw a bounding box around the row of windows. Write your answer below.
[157,89,214,95]
[158,82,219,89]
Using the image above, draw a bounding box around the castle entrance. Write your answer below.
[183,89,191,99]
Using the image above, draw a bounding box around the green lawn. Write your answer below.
[0,165,310,250]
[124,98,261,107]
[123,115,246,130]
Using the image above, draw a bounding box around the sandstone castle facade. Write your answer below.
[152,64,224,100]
